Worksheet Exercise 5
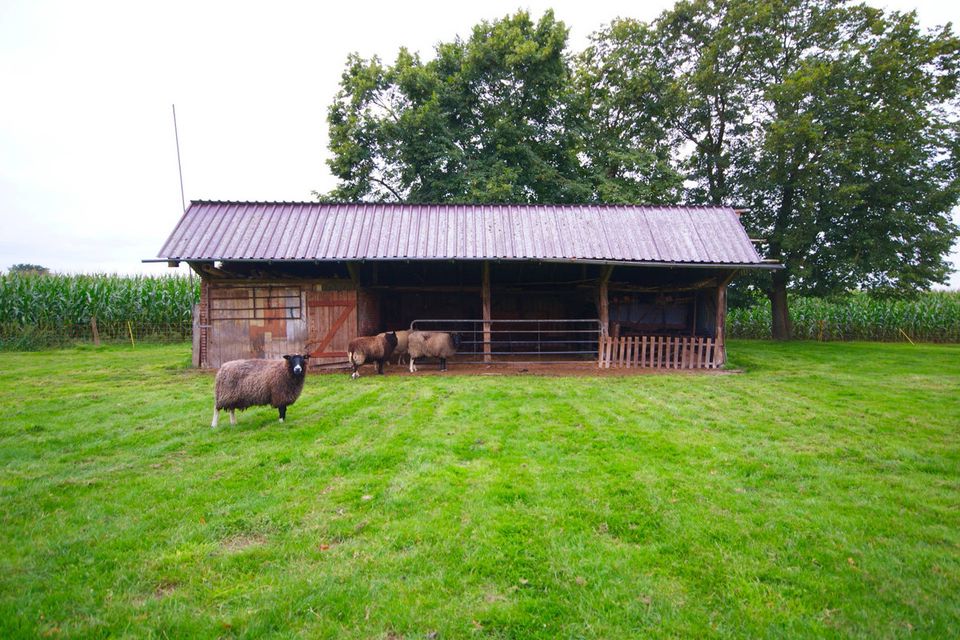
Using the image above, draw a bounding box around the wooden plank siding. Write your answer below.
[597,335,722,370]
[305,289,358,366]
[198,280,358,369]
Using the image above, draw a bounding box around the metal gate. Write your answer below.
[409,318,602,364]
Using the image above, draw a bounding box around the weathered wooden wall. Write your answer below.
[198,278,359,369]
[202,283,308,368]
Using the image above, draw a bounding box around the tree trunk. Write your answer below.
[768,270,791,340]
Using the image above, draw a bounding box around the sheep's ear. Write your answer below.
[302,354,310,360]
[283,355,291,361]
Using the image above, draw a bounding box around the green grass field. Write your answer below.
[0,342,958,639]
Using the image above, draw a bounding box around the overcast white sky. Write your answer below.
[1,0,957,286]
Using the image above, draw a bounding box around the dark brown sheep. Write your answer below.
[212,354,309,427]
[347,332,398,378]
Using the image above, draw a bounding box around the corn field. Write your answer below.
[2,273,958,349]
[0,273,198,349]
[727,291,960,342]
[0,273,198,325]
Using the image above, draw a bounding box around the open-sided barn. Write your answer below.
[152,201,777,370]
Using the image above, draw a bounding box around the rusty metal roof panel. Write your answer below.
[157,201,766,266]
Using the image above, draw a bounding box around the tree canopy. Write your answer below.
[324,11,591,203]
[8,264,49,276]
[322,2,960,337]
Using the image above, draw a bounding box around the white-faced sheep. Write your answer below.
[407,331,461,373]
[212,354,309,427]
[347,331,398,378]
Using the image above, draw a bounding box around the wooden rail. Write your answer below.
[597,335,720,369]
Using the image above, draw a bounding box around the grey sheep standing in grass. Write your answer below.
[347,331,398,378]
[212,354,309,427]
[407,331,461,372]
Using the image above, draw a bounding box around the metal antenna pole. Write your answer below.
[172,104,193,290]
[172,104,186,212]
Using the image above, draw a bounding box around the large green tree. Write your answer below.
[324,11,591,203]
[573,20,684,203]
[584,1,960,337]
[325,4,960,339]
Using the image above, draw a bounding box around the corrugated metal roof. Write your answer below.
[157,201,767,266]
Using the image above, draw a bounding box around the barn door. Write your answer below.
[306,290,358,366]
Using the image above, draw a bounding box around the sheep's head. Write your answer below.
[283,354,310,376]
[384,332,398,348]
[451,333,462,349]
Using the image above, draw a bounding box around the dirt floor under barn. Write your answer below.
[312,361,741,377]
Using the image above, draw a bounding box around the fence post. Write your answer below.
[90,316,100,346]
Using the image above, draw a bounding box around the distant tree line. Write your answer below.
[321,1,960,338]
[8,264,49,275]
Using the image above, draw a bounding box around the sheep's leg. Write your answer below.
[278,405,286,423]
[351,363,360,379]
[377,359,384,375]
[229,409,236,426]
[409,357,417,373]
[440,357,447,372]
[212,404,219,428]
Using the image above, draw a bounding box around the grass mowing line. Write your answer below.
[0,341,957,638]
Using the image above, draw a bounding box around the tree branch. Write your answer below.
[370,176,404,201]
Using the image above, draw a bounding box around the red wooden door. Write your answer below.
[306,290,358,366]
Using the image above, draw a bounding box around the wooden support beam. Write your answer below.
[715,269,737,366]
[691,293,698,337]
[598,265,614,337]
[719,269,738,287]
[345,262,360,287]
[482,261,491,363]
[364,285,481,293]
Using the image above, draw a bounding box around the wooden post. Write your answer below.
[90,316,100,346]
[191,304,200,368]
[345,262,360,287]
[482,261,491,363]
[598,265,613,337]
[691,293,698,337]
[715,270,737,367]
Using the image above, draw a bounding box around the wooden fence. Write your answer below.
[598,335,722,369]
